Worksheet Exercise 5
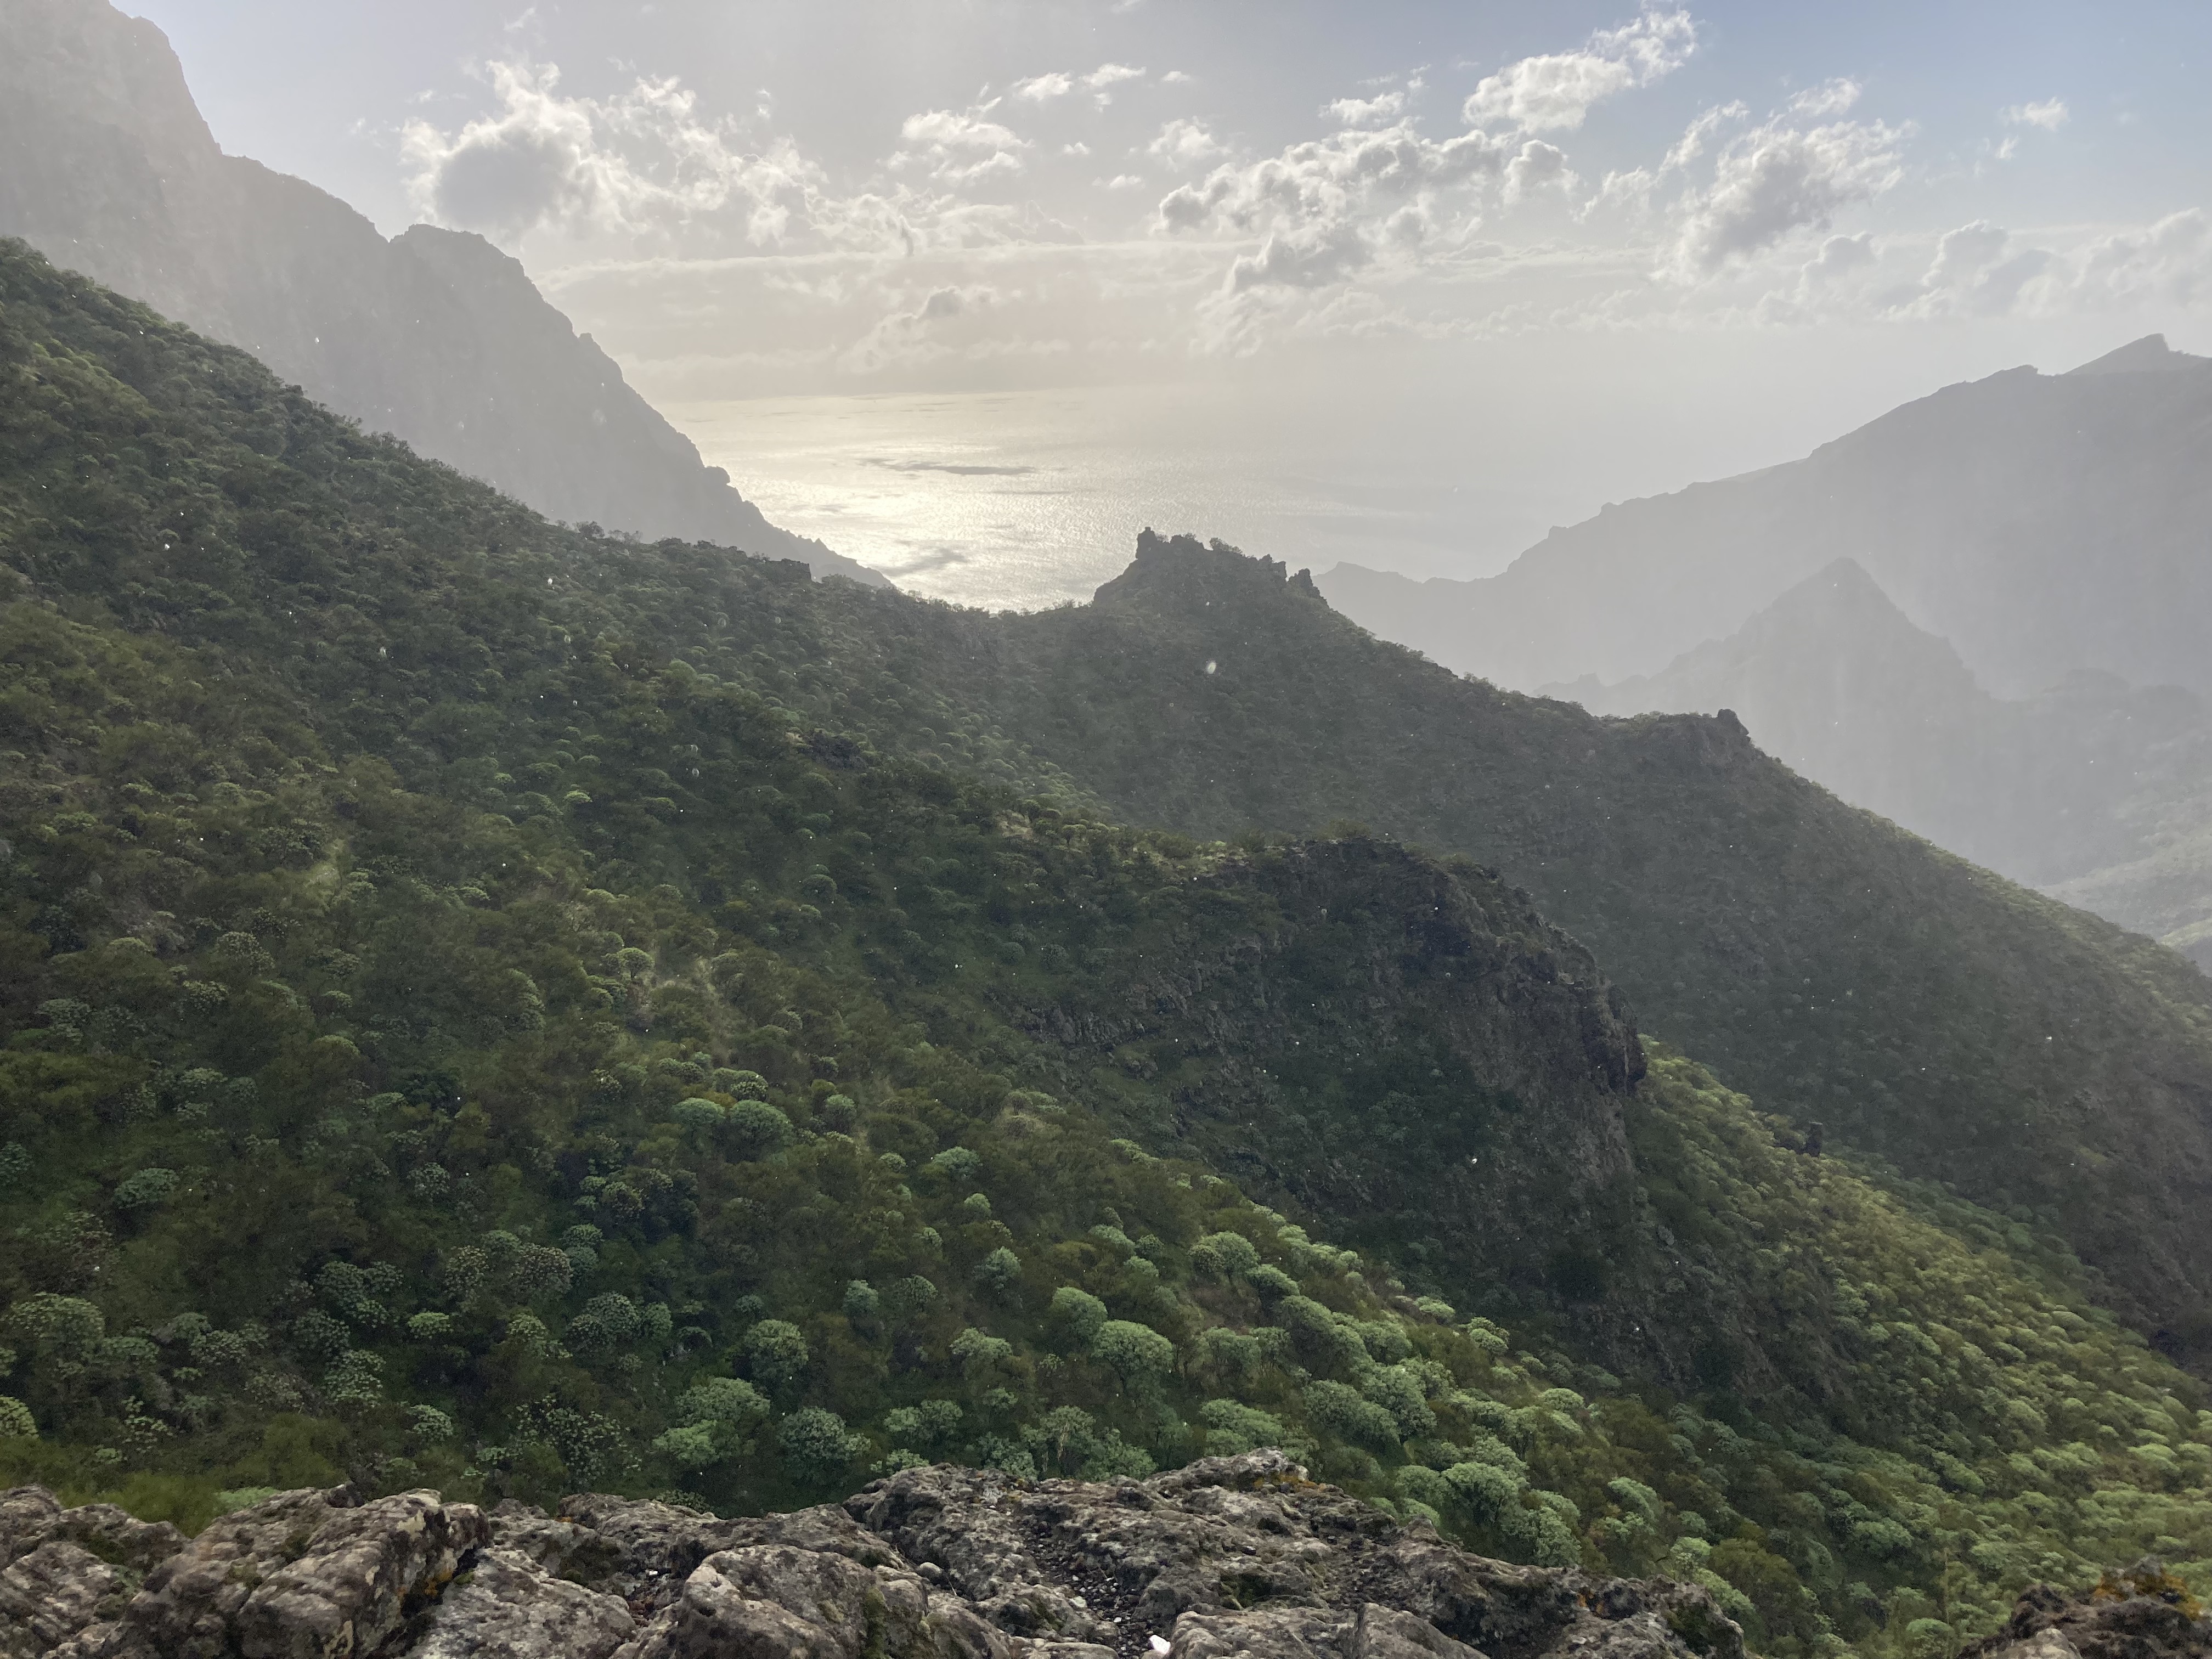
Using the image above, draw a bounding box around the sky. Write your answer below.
[125,0,2212,586]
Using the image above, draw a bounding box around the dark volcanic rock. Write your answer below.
[1963,1564,2212,1659]
[0,1455,1743,1659]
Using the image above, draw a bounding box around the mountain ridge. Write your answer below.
[0,0,886,586]
[1542,558,2212,969]
[1318,337,2212,699]
[5,244,2212,1650]
[819,533,2212,1367]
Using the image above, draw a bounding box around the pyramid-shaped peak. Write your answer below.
[2066,334,2205,376]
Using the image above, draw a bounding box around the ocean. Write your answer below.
[667,382,1549,611]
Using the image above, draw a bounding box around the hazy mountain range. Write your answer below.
[0,0,885,585]
[1544,558,2212,969]
[1321,334,2212,972]
[1320,334,2212,700]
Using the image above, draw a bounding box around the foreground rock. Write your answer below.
[1965,1562,2212,1659]
[0,1452,1743,1659]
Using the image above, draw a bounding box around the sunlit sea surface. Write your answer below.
[668,383,1545,611]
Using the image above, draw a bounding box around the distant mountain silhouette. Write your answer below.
[1546,558,2212,969]
[0,0,885,585]
[1321,336,2212,698]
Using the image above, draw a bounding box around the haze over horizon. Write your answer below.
[120,0,2212,595]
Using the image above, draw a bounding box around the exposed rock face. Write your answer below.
[0,1455,1743,1659]
[0,0,885,586]
[1965,1565,2212,1659]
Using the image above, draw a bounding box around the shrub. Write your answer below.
[883,1399,963,1447]
[1360,1365,1437,1438]
[1305,1380,1401,1451]
[673,1097,726,1130]
[1191,1232,1261,1280]
[973,1247,1022,1295]
[882,1276,940,1322]
[508,1245,574,1302]
[0,1397,35,1438]
[113,1167,180,1210]
[781,1407,862,1483]
[1200,1398,1288,1456]
[743,1320,810,1393]
[1443,1459,1523,1520]
[1047,1286,1109,1347]
[727,1101,794,1160]
[1092,1319,1176,1387]
[929,1147,983,1183]
[951,1327,1014,1374]
[565,1294,641,1355]
[407,1406,456,1443]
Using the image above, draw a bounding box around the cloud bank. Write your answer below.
[399,9,2211,385]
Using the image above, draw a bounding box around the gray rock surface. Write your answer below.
[0,1453,1744,1659]
[1962,1564,2212,1659]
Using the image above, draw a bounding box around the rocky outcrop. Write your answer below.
[1964,1564,2212,1659]
[0,1454,1742,1659]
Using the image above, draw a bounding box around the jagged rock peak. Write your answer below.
[1116,531,1332,611]
[0,1453,1745,1659]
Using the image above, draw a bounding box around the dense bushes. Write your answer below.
[1,241,2208,1658]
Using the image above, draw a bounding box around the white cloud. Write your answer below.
[1148,117,1227,169]
[1159,121,1522,324]
[1161,70,1192,85]
[1101,173,1146,190]
[1463,9,1696,132]
[894,108,1029,184]
[402,60,830,245]
[1897,220,2055,317]
[2071,208,2212,308]
[1503,139,1576,205]
[1667,111,1909,276]
[1012,72,1073,103]
[1017,64,1143,104]
[1788,79,1861,117]
[1325,90,1407,127]
[2004,98,2069,131]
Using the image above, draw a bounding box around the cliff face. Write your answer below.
[0,0,885,585]
[0,1455,1745,1659]
[1017,833,1665,1372]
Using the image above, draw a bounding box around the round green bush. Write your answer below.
[1091,1318,1176,1385]
[727,1099,794,1160]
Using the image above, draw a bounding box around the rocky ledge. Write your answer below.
[0,1451,1746,1659]
[1966,1561,2211,1659]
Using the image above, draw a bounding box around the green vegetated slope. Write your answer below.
[2,244,2210,1656]
[861,537,2212,1373]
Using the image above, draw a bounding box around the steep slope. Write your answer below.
[0,0,884,585]
[7,246,2212,1652]
[1318,337,2212,698]
[1543,559,2212,905]
[836,536,2212,1369]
